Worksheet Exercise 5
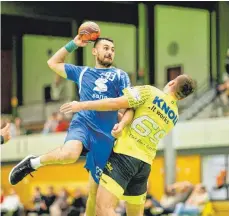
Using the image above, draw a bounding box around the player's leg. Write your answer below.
[84,133,114,216]
[9,140,83,185]
[40,140,83,165]
[123,161,151,216]
[96,184,119,216]
[96,152,139,216]
[9,121,89,185]
[125,203,145,216]
[125,194,146,216]
[85,173,98,216]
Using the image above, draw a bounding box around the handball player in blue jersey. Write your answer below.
[9,34,132,215]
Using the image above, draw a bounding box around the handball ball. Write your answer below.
[78,21,100,41]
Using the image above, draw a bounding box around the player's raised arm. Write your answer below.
[47,35,88,79]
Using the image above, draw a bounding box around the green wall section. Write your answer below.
[23,35,75,105]
[18,3,229,105]
[155,5,210,88]
[219,1,229,80]
[211,12,217,81]
[83,21,136,74]
[138,3,149,84]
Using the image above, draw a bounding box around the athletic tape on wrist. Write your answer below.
[65,40,78,53]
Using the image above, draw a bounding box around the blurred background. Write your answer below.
[1,1,229,216]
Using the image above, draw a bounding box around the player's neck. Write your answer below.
[164,90,178,101]
[95,63,112,69]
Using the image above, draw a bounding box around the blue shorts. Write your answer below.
[65,118,114,184]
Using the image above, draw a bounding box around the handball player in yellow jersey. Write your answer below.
[60,74,196,216]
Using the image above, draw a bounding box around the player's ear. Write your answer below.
[168,81,175,86]
[92,48,97,56]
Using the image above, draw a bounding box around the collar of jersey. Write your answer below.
[164,93,177,105]
[94,67,115,70]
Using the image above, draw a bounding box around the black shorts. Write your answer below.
[100,151,151,204]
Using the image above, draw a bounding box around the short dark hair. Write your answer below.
[93,37,114,48]
[175,75,196,99]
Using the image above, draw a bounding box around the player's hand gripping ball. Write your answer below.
[78,21,100,42]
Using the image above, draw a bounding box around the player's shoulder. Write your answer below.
[84,66,93,71]
[113,67,128,75]
[149,85,161,92]
[82,66,99,75]
[117,68,127,74]
[125,85,154,98]
[68,64,92,72]
[112,67,129,81]
[112,67,125,72]
[137,85,159,93]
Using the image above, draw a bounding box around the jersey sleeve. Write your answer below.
[122,85,152,109]
[64,64,86,85]
[117,70,131,96]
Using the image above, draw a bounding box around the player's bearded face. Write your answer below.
[95,42,115,67]
[97,52,114,67]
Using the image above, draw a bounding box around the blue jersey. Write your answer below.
[64,64,131,140]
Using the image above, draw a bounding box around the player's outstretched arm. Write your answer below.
[79,96,130,111]
[60,86,151,114]
[60,96,130,114]
[111,109,134,138]
[47,35,88,78]
[119,109,134,127]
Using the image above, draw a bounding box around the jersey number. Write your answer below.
[131,116,166,144]
[101,72,116,81]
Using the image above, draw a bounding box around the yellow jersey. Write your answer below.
[113,85,179,165]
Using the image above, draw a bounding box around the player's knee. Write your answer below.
[96,203,112,216]
[96,201,105,216]
[57,147,78,164]
[96,194,111,216]
[126,203,145,216]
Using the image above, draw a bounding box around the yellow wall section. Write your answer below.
[148,157,165,200]
[148,155,201,200]
[176,155,201,184]
[2,155,201,205]
[1,161,89,206]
